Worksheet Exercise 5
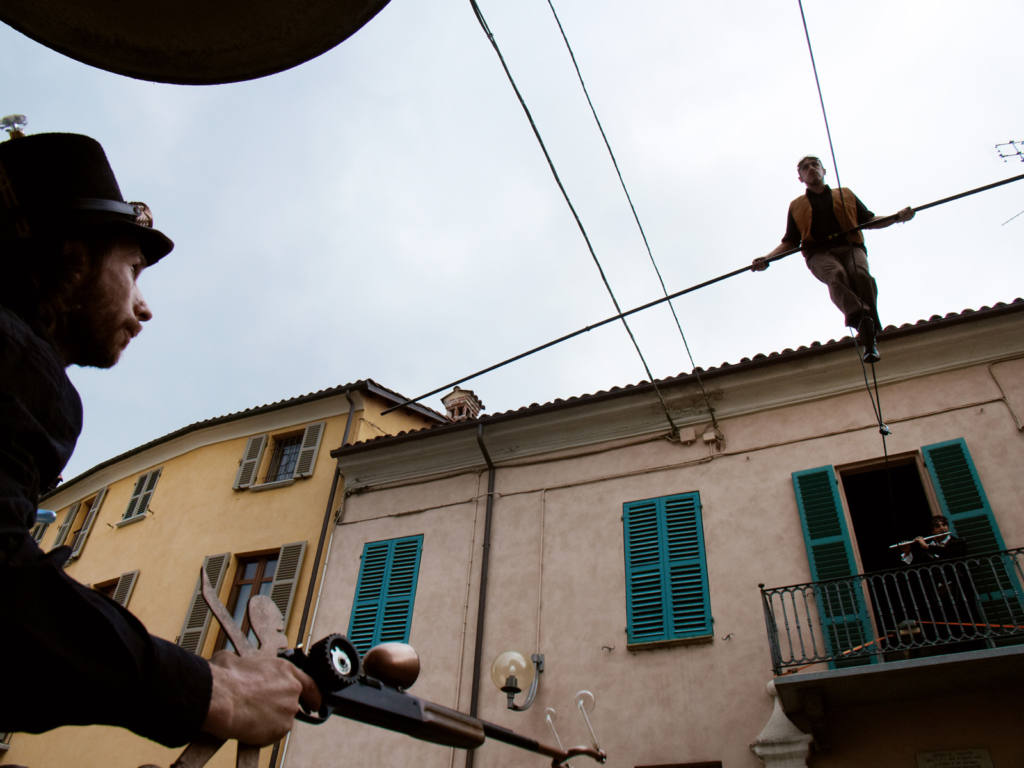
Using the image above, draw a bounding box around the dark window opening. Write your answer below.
[265,435,303,483]
[841,460,933,573]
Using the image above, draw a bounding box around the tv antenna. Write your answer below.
[996,141,1024,163]
[996,142,1024,224]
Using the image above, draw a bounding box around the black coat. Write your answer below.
[0,305,210,747]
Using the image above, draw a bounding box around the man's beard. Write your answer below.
[60,279,126,369]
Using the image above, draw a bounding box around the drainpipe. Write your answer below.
[275,391,356,768]
[465,424,496,768]
[295,390,356,645]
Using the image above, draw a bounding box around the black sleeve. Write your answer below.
[853,193,875,225]
[0,534,213,746]
[939,536,968,559]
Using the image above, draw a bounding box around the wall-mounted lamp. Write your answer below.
[490,650,544,711]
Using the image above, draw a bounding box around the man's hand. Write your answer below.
[203,651,322,746]
[751,256,770,271]
[895,206,915,222]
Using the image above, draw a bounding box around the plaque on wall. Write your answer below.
[916,749,993,768]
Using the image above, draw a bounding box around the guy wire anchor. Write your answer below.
[575,690,602,755]
[545,707,571,768]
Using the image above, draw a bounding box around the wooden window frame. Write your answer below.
[214,549,281,652]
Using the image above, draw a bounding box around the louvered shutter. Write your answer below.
[922,439,1023,638]
[53,502,79,547]
[347,536,423,654]
[234,435,267,489]
[792,467,873,668]
[178,553,230,655]
[269,541,307,627]
[136,469,161,516]
[112,570,139,607]
[123,473,148,519]
[70,487,106,558]
[293,422,325,479]
[623,493,711,644]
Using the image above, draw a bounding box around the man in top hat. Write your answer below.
[752,155,915,363]
[0,133,318,747]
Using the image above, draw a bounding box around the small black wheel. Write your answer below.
[307,634,361,690]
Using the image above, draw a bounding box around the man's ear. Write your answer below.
[60,240,93,292]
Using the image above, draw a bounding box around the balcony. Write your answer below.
[760,548,1024,731]
[761,547,1024,673]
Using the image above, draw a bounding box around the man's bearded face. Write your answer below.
[62,239,152,369]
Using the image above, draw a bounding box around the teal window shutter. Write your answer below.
[792,467,874,668]
[347,535,424,654]
[623,493,711,644]
[922,438,1023,636]
[922,438,1005,553]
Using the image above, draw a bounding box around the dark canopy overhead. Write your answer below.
[0,0,392,85]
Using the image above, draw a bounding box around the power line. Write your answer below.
[467,0,679,436]
[545,0,720,432]
[797,0,845,203]
[380,171,1024,415]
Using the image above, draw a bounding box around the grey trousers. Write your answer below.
[805,245,879,330]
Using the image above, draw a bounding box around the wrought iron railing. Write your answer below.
[760,547,1024,674]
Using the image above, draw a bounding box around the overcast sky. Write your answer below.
[3,0,1022,482]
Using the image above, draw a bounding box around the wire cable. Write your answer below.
[797,0,846,210]
[382,171,1024,414]
[467,0,679,436]
[545,0,720,431]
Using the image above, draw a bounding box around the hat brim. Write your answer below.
[127,223,174,266]
[0,0,391,85]
[65,211,174,266]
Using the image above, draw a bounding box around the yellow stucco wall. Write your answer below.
[3,390,438,768]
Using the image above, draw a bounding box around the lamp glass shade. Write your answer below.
[490,650,534,692]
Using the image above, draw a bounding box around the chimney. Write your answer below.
[442,386,484,422]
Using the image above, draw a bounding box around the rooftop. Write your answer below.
[333,298,1024,456]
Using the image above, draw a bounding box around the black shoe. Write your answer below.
[855,316,876,346]
[862,344,880,364]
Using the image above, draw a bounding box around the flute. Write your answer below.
[888,533,948,549]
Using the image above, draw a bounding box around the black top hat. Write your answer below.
[0,133,173,265]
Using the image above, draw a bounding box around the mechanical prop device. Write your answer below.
[148,570,607,768]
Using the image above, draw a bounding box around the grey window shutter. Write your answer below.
[137,469,161,516]
[123,473,148,519]
[293,422,325,479]
[178,553,230,655]
[234,435,267,489]
[53,502,79,547]
[112,570,139,607]
[269,541,307,627]
[70,487,107,558]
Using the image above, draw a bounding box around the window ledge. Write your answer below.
[627,633,713,652]
[114,513,148,528]
[249,478,296,493]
